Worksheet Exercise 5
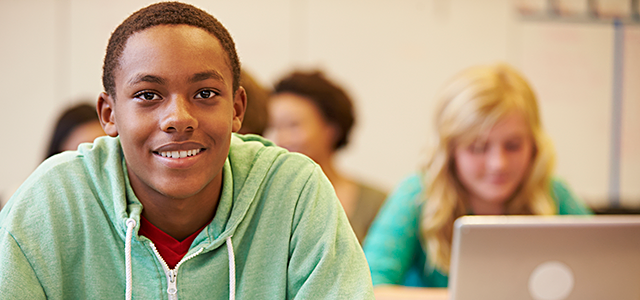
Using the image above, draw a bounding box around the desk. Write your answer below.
[374,286,448,300]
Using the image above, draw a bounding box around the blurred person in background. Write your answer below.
[237,69,270,136]
[265,70,387,244]
[363,63,592,291]
[45,103,106,159]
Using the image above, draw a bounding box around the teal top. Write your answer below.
[363,173,593,288]
[0,134,374,299]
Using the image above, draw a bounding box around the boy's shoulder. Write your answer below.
[1,136,124,224]
[226,134,321,203]
[229,133,278,158]
[228,133,317,172]
[22,135,121,186]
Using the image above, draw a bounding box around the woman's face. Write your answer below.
[453,111,534,211]
[265,92,336,163]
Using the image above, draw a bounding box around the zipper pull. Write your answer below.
[167,269,178,296]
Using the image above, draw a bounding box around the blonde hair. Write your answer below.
[420,63,557,273]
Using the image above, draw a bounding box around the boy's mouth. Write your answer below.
[153,148,205,159]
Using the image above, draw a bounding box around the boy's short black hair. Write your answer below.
[273,71,355,150]
[102,1,241,97]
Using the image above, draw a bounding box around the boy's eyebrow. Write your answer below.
[190,71,225,83]
[126,71,224,86]
[128,74,165,86]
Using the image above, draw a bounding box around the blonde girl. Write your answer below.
[363,63,591,288]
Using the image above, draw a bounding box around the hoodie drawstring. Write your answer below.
[124,218,136,300]
[226,236,236,300]
[123,218,236,300]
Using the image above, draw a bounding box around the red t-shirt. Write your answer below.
[139,216,209,269]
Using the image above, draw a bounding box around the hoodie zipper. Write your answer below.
[149,241,204,300]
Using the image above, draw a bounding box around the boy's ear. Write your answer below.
[231,87,247,133]
[97,92,119,137]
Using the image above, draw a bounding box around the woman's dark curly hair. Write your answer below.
[273,71,355,150]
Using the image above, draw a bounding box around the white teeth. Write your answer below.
[159,149,201,158]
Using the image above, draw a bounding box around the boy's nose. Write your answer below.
[160,96,198,133]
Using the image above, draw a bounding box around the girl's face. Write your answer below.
[265,92,336,163]
[453,111,534,212]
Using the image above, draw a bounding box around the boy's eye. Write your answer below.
[195,90,216,99]
[134,91,160,101]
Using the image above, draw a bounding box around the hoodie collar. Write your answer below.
[113,135,281,252]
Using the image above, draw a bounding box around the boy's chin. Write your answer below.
[129,168,222,203]
[143,179,209,201]
[157,187,207,201]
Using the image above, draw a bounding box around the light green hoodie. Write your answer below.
[0,134,374,299]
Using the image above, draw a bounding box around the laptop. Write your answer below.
[448,215,640,300]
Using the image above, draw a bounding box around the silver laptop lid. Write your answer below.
[448,215,640,300]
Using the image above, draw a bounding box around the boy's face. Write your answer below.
[99,24,245,201]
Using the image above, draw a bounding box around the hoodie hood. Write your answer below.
[77,134,286,252]
[79,134,288,300]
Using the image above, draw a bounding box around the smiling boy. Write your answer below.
[0,2,373,299]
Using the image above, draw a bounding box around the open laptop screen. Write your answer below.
[448,215,640,300]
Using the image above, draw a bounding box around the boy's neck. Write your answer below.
[133,174,223,241]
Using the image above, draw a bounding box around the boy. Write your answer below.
[0,2,374,299]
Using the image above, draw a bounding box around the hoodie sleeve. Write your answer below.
[0,228,46,299]
[287,165,375,299]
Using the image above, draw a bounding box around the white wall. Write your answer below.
[1,0,638,209]
[0,0,58,203]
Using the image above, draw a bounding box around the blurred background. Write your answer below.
[0,0,638,210]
